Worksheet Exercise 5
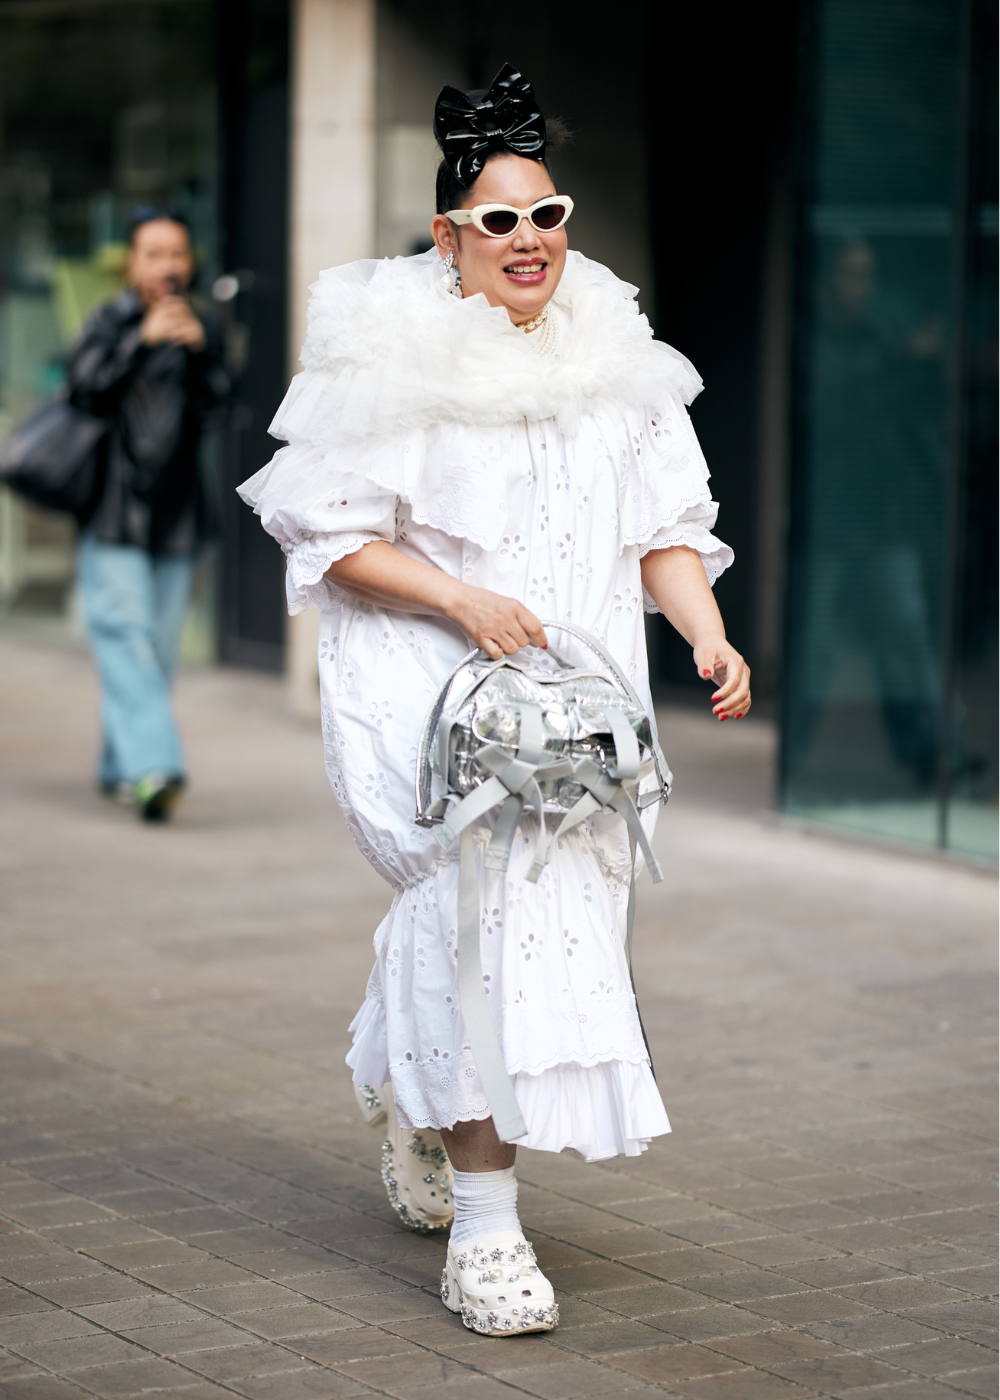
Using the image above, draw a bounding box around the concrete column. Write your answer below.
[286,0,375,719]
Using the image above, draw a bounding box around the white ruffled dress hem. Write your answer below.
[347,993,670,1162]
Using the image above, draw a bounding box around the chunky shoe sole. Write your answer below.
[440,1231,558,1335]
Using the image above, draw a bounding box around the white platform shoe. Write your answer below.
[441,1229,558,1335]
[353,1082,454,1233]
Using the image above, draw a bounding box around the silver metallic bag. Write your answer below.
[415,622,672,1141]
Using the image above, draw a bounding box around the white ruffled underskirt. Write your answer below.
[347,996,671,1163]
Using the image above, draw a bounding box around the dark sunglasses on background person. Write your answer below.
[445,196,574,238]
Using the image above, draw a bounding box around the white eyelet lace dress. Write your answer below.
[239,249,733,1162]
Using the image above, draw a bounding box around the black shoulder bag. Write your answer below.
[0,392,109,523]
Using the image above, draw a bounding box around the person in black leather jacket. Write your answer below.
[68,208,230,820]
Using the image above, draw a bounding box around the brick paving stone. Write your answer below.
[494,1356,651,1397]
[120,1259,261,1290]
[75,1296,204,1329]
[191,1281,309,1315]
[570,1227,703,1259]
[288,1267,411,1301]
[0,1376,97,1399]
[927,1265,997,1294]
[601,1340,743,1383]
[0,1313,99,1347]
[293,1328,419,1364]
[0,1348,41,1380]
[778,1256,906,1288]
[618,1248,749,1280]
[119,1315,252,1352]
[30,1276,158,1308]
[545,1260,662,1294]
[232,1368,372,1399]
[400,1378,566,1400]
[326,1348,472,1389]
[235,1302,367,1339]
[10,1332,142,1370]
[835,1278,972,1310]
[180,1340,312,1379]
[704,1330,847,1366]
[769,1352,909,1389]
[946,1366,999,1398]
[0,1287,56,1318]
[325,1290,439,1324]
[744,1291,879,1325]
[42,1222,164,1251]
[148,1385,240,1400]
[655,1369,818,1399]
[642,1304,776,1343]
[808,1223,933,1252]
[379,1312,558,1363]
[364,1258,444,1289]
[809,1315,947,1350]
[887,1337,998,1377]
[897,1299,999,1336]
[0,1238,70,1264]
[659,1218,784,1248]
[66,1355,198,1393]
[1,1256,111,1287]
[139,1207,252,1237]
[837,1383,984,1400]
[680,1270,808,1303]
[227,1245,351,1277]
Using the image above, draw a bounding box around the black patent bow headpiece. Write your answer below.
[434,63,546,184]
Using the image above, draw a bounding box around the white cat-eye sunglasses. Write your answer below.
[445,196,574,238]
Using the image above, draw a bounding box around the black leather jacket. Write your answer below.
[67,289,231,554]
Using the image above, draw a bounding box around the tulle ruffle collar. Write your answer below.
[269,249,702,449]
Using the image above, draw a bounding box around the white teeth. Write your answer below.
[507,264,543,274]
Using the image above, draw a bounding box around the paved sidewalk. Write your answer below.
[0,630,995,1400]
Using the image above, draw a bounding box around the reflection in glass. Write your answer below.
[782,0,997,859]
[0,2,216,616]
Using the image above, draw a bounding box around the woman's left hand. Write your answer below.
[693,636,752,720]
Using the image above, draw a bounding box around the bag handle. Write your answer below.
[537,621,673,796]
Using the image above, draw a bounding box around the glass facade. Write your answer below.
[782,0,998,859]
[0,0,218,621]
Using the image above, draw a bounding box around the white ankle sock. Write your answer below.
[449,1166,521,1244]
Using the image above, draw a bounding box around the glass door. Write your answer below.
[781,0,998,860]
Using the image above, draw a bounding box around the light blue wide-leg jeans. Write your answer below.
[77,536,196,786]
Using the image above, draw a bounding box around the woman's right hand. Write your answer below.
[445,584,547,659]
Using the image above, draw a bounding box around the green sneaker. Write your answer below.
[133,773,185,823]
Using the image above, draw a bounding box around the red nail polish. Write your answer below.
[735,713,742,719]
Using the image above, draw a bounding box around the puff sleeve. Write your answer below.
[242,443,397,615]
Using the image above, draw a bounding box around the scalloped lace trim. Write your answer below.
[284,530,380,614]
[639,523,735,611]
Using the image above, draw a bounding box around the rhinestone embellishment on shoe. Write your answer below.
[440,1229,558,1335]
[379,1125,453,1233]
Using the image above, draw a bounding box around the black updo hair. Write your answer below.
[435,116,570,216]
[127,204,192,245]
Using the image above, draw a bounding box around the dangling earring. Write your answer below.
[440,249,463,299]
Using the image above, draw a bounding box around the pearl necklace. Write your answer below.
[517,303,558,357]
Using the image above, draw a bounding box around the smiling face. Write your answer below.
[431,154,568,325]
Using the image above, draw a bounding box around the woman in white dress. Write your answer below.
[240,64,751,1336]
